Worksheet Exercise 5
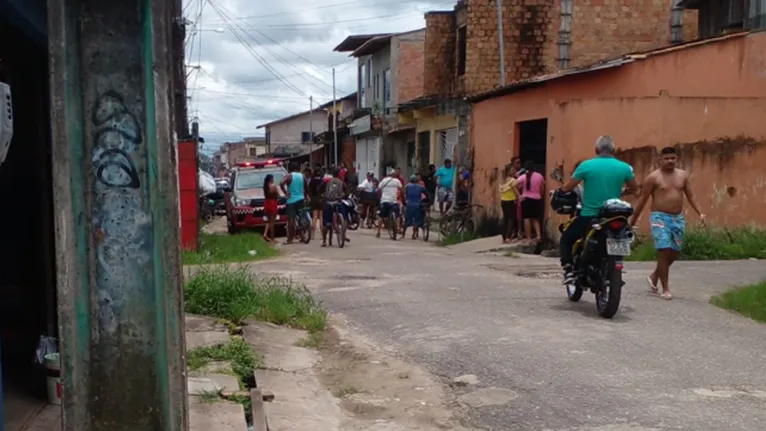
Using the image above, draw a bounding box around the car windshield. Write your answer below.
[235,170,285,191]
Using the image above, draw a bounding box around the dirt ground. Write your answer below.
[316,316,477,431]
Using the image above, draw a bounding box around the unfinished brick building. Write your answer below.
[424,0,699,97]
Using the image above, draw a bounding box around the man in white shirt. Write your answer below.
[376,168,402,238]
[357,171,376,192]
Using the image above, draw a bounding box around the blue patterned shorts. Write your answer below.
[650,212,685,251]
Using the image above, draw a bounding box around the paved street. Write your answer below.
[256,229,766,431]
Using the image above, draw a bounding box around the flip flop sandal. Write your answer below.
[647,276,659,294]
[661,292,673,300]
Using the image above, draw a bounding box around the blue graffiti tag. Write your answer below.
[91,91,152,336]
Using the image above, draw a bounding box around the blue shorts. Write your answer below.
[404,204,423,227]
[650,212,685,251]
[379,201,400,219]
[322,201,346,226]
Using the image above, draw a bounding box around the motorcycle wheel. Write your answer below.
[566,280,584,302]
[348,213,360,230]
[596,257,623,318]
[298,212,311,244]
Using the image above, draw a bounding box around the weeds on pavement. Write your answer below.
[183,233,279,265]
[184,265,327,332]
[711,281,766,323]
[186,337,261,386]
[629,226,766,261]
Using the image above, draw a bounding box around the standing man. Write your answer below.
[376,168,403,238]
[630,147,705,300]
[435,159,456,215]
[338,162,348,183]
[279,161,308,244]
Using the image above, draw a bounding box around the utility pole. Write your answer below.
[172,0,189,139]
[497,0,506,86]
[309,96,313,166]
[48,0,188,429]
[332,68,338,166]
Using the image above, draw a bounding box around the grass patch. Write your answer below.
[438,232,479,246]
[628,226,766,261]
[197,390,222,404]
[186,337,261,387]
[333,385,361,398]
[711,281,766,323]
[226,393,253,423]
[295,332,324,349]
[183,233,279,265]
[185,265,327,331]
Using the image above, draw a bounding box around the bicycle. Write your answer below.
[329,202,347,248]
[420,202,431,242]
[295,206,312,244]
[439,203,484,237]
[387,207,398,240]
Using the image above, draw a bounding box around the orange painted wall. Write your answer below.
[470,32,766,236]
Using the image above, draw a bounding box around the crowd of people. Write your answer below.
[498,157,546,245]
[273,158,472,246]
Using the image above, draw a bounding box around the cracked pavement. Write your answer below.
[254,229,766,430]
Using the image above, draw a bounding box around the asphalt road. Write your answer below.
[256,228,766,431]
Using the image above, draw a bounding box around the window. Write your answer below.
[248,147,257,157]
[748,0,766,29]
[359,62,367,107]
[383,69,391,107]
[457,26,467,76]
[301,131,314,143]
[235,170,286,191]
[373,74,379,99]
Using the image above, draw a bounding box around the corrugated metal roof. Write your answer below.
[333,34,393,52]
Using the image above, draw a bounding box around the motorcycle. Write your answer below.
[341,195,360,230]
[551,172,634,319]
[199,196,216,223]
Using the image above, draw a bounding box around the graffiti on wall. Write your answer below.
[91,91,152,336]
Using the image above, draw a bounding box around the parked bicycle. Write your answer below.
[439,203,484,237]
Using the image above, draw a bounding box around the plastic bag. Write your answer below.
[34,335,58,365]
[199,170,217,196]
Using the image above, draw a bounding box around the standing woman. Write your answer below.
[517,161,545,244]
[499,164,519,243]
[262,174,279,243]
[307,168,323,239]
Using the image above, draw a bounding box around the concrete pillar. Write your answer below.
[47,0,188,430]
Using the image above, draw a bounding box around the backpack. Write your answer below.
[325,179,344,200]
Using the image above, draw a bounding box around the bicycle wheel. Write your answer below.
[439,213,455,237]
[421,210,431,242]
[335,210,347,248]
[387,212,397,240]
[298,210,311,244]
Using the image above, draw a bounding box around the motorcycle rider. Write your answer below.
[556,136,639,284]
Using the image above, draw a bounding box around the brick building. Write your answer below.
[398,0,699,178]
[333,29,426,178]
[468,1,766,238]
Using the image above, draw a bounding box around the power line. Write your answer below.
[205,0,451,21]
[235,11,425,29]
[207,0,307,97]
[197,88,310,100]
[231,60,354,85]
[213,2,346,95]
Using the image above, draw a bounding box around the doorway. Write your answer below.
[416,131,430,170]
[1,13,59,431]
[517,118,547,174]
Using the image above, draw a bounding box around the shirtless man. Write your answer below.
[630,147,706,300]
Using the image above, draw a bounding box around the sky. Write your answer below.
[184,0,455,155]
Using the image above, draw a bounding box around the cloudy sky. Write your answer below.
[185,0,455,154]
